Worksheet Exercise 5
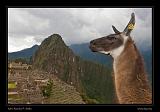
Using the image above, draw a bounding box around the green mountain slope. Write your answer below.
[32,34,114,104]
[70,43,152,84]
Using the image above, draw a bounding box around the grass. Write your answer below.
[8,92,23,103]
[8,95,21,100]
[8,82,23,103]
[8,82,16,89]
[8,93,23,103]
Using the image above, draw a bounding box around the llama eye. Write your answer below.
[107,36,115,40]
[114,38,117,40]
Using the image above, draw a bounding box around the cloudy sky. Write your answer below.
[8,8,152,52]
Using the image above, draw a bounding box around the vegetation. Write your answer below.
[8,82,16,89]
[8,82,23,103]
[33,34,115,103]
[11,58,30,64]
[42,79,53,98]
[78,59,114,103]
[80,93,99,104]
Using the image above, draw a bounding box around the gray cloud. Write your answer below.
[8,8,152,52]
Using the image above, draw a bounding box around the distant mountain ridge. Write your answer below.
[8,38,152,83]
[70,43,113,67]
[70,43,152,83]
[8,45,39,60]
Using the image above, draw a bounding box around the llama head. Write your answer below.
[89,13,135,59]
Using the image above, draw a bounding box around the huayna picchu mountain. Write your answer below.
[32,34,114,104]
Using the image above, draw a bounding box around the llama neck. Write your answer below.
[113,39,152,104]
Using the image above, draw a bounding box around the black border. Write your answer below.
[1,1,158,111]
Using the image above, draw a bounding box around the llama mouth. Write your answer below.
[89,44,100,52]
[99,51,110,55]
[89,44,111,56]
[89,46,97,52]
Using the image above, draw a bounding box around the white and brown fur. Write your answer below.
[89,13,152,104]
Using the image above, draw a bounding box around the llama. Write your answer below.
[89,13,152,104]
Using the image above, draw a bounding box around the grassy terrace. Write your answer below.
[8,82,16,89]
[8,82,23,103]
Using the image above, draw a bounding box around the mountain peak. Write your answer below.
[48,33,63,41]
[41,33,66,48]
[32,33,71,72]
[50,33,62,38]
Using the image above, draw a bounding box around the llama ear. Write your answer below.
[123,13,135,36]
[112,25,120,34]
